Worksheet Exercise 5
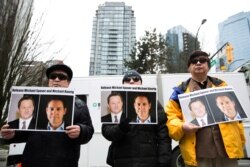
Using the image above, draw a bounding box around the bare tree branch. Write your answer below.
[0,0,49,126]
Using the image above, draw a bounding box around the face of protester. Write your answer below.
[188,56,210,78]
[190,100,207,118]
[48,70,70,88]
[46,100,67,129]
[123,76,142,85]
[108,95,123,114]
[18,99,34,120]
[134,96,151,122]
[216,96,237,119]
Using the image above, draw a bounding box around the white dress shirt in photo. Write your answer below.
[19,117,32,130]
[197,114,208,126]
[111,111,122,123]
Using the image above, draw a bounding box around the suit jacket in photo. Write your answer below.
[8,117,36,130]
[190,114,215,126]
[101,113,112,122]
[102,112,125,123]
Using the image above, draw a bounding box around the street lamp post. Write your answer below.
[194,19,207,50]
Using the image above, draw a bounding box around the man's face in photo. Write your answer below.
[134,96,151,122]
[46,100,67,129]
[216,96,236,118]
[190,100,207,118]
[108,95,123,114]
[18,99,34,120]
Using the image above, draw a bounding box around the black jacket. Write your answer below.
[102,102,172,167]
[10,96,94,167]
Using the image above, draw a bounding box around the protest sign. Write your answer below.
[101,85,158,124]
[178,86,248,127]
[7,86,75,132]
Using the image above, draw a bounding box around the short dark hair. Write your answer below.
[187,50,210,68]
[215,93,234,102]
[134,93,151,104]
[47,96,67,108]
[188,97,205,111]
[107,92,123,104]
[18,96,35,108]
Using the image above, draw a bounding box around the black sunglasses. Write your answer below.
[123,76,141,82]
[49,73,68,80]
[190,57,209,64]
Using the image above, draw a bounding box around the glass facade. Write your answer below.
[89,2,136,75]
[166,26,194,70]
[218,11,250,71]
[166,25,193,54]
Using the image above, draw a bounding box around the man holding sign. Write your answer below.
[1,63,94,167]
[102,70,171,167]
[166,50,245,167]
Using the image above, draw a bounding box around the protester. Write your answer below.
[166,50,245,167]
[102,70,172,167]
[1,63,94,167]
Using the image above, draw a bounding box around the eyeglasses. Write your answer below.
[123,76,141,83]
[190,57,209,64]
[49,73,68,80]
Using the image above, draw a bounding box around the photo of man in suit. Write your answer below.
[188,97,214,127]
[46,97,68,130]
[101,92,124,123]
[8,96,36,130]
[215,93,248,121]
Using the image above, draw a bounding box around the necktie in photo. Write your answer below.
[22,121,26,129]
[200,119,206,126]
[114,115,118,123]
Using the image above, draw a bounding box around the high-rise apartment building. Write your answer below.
[166,25,192,53]
[166,25,195,72]
[89,2,136,75]
[218,11,250,71]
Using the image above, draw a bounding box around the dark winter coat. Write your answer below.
[10,97,94,167]
[102,102,172,167]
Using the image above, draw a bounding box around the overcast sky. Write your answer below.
[34,0,250,77]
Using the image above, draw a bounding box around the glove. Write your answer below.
[158,164,167,167]
[119,118,131,132]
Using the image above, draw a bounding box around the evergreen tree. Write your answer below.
[124,28,173,74]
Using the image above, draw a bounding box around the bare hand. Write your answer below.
[182,122,200,134]
[0,124,15,139]
[65,125,80,139]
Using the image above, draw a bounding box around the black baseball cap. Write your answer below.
[46,63,73,81]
